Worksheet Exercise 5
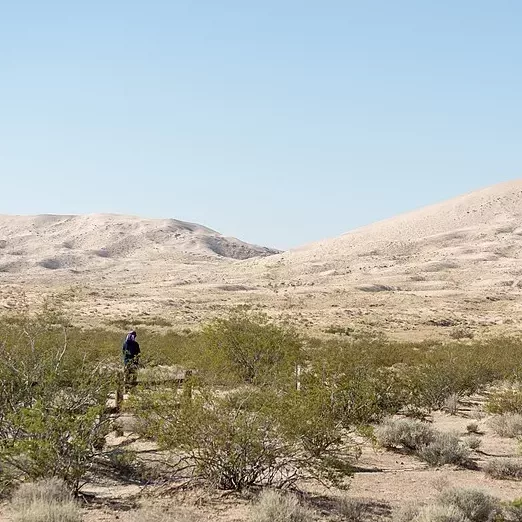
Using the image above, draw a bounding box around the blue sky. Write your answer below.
[0,1,520,249]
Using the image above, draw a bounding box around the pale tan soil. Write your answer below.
[2,181,522,339]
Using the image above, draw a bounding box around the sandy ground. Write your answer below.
[3,393,521,522]
[1,180,522,339]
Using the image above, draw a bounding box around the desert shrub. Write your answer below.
[444,394,460,415]
[466,423,480,434]
[392,503,422,522]
[503,499,522,522]
[11,478,81,522]
[484,459,522,480]
[450,328,474,340]
[415,504,469,522]
[250,490,314,522]
[336,495,371,521]
[487,387,522,415]
[417,432,471,467]
[464,435,481,451]
[375,418,436,450]
[393,488,500,522]
[129,385,357,490]
[489,414,522,438]
[201,312,302,387]
[0,311,115,493]
[436,487,499,522]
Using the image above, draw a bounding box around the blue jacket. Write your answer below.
[123,339,140,364]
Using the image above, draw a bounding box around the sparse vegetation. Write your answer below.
[394,488,500,522]
[376,420,470,467]
[375,418,436,451]
[417,432,471,467]
[250,490,314,522]
[466,422,480,434]
[336,495,371,521]
[488,414,522,438]
[10,479,81,522]
[465,435,482,451]
[486,387,522,415]
[484,459,522,480]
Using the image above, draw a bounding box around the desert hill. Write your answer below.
[1,181,522,339]
[0,213,279,276]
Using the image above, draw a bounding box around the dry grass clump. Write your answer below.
[464,435,481,451]
[375,418,436,450]
[443,394,460,415]
[336,495,371,521]
[417,432,471,467]
[10,479,81,522]
[484,459,522,481]
[488,414,522,438]
[393,488,500,522]
[436,488,499,522]
[466,422,480,434]
[376,419,470,467]
[250,490,315,522]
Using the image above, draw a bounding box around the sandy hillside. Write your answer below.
[1,181,522,338]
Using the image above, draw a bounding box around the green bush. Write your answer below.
[201,312,302,387]
[487,387,522,415]
[0,312,115,493]
[129,385,357,490]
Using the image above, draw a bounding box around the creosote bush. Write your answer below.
[0,304,116,493]
[250,490,314,522]
[129,385,358,490]
[487,387,522,415]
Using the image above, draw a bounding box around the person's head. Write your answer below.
[126,330,137,342]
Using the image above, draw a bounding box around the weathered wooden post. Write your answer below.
[296,364,302,391]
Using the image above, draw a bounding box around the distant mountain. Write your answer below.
[0,214,280,276]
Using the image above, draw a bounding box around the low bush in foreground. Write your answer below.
[376,418,470,467]
[394,487,500,522]
[250,490,314,522]
[130,386,358,490]
[417,432,471,467]
[484,459,522,481]
[10,478,81,522]
[375,418,436,451]
[436,488,499,522]
[336,495,371,521]
[489,414,522,438]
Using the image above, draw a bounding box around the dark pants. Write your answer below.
[124,359,139,391]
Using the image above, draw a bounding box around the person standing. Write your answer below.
[122,330,140,391]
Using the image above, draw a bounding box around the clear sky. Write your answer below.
[1,1,520,249]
